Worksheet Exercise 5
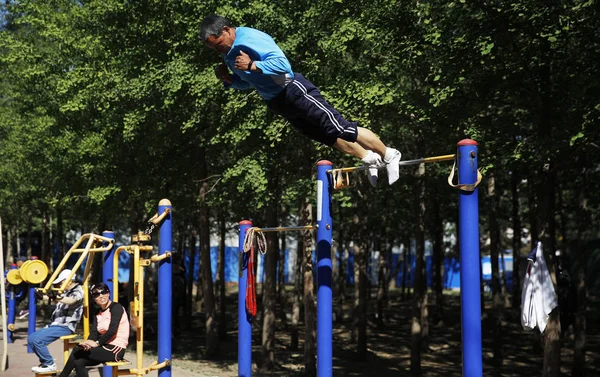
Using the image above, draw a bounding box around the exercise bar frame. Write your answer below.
[237,140,482,377]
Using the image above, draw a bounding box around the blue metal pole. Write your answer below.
[158,199,173,377]
[7,264,17,344]
[316,161,333,377]
[27,283,37,353]
[102,230,116,377]
[102,230,116,300]
[457,139,483,377]
[238,220,252,377]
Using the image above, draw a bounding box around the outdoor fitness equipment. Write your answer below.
[237,140,483,377]
[110,199,173,377]
[32,199,173,377]
[5,257,49,347]
[0,219,7,371]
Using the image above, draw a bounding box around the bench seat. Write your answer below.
[105,360,129,367]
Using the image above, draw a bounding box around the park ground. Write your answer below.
[154,287,600,376]
[4,287,600,377]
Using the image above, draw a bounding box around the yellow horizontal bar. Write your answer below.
[66,246,114,253]
[150,252,171,263]
[329,154,455,174]
[250,225,315,233]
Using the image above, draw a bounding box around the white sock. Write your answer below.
[384,148,402,184]
[367,166,378,187]
[384,147,399,163]
[361,150,383,166]
[362,150,382,187]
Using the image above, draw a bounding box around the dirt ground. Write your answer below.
[141,287,599,377]
[4,287,598,377]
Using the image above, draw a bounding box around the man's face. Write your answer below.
[204,26,235,54]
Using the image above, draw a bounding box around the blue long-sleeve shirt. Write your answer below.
[222,27,294,100]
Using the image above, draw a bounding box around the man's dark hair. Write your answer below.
[200,14,232,41]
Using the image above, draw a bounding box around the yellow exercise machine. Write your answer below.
[109,231,171,376]
[33,205,173,377]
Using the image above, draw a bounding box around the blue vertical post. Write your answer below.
[238,220,252,377]
[158,199,173,377]
[102,230,116,299]
[102,230,116,377]
[316,161,333,377]
[27,283,37,353]
[458,139,483,377]
[7,264,17,344]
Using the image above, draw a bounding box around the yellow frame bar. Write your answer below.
[112,241,171,377]
[41,233,114,294]
[249,225,315,233]
[329,154,456,174]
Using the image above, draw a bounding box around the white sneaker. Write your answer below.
[361,150,383,187]
[384,148,402,185]
[32,363,57,373]
[32,364,43,372]
[367,165,379,186]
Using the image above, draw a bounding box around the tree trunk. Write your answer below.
[41,211,49,266]
[6,227,13,265]
[528,173,539,251]
[57,207,64,262]
[538,164,560,377]
[572,240,587,377]
[401,237,410,302]
[432,199,444,326]
[15,221,21,262]
[217,216,227,338]
[186,230,197,327]
[26,216,33,258]
[301,198,316,376]
[352,213,368,357]
[290,224,303,350]
[388,243,402,293]
[199,171,219,357]
[488,172,504,366]
[511,172,523,311]
[48,214,54,271]
[411,162,427,376]
[572,169,588,376]
[376,236,387,328]
[261,204,278,371]
[278,205,288,327]
[336,204,347,324]
[384,235,393,307]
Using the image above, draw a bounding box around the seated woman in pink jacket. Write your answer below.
[59,283,129,377]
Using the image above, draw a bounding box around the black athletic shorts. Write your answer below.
[266,73,358,147]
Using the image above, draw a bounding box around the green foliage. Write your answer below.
[0,0,598,246]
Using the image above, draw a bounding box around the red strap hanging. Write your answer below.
[246,244,257,317]
[243,227,265,318]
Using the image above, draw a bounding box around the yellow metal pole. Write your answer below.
[41,233,115,293]
[80,244,97,340]
[82,278,89,339]
[133,245,144,377]
[328,154,456,174]
[0,217,7,372]
[137,261,145,377]
[41,236,86,292]
[82,248,95,289]
[250,225,316,233]
[112,246,129,301]
[56,236,96,294]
